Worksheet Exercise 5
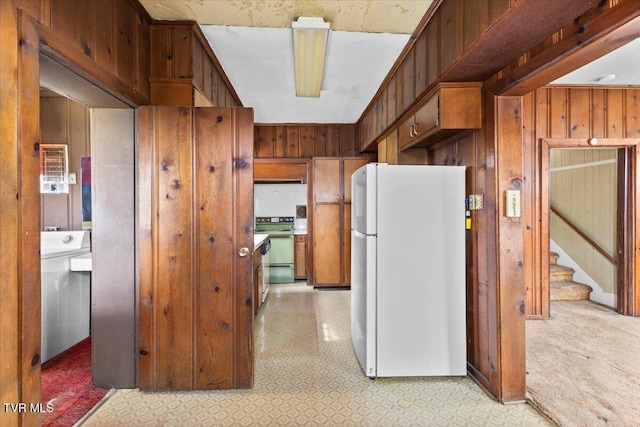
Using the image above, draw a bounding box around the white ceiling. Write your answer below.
[551,37,640,86]
[200,25,409,123]
[140,0,432,123]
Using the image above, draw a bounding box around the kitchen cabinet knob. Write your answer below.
[239,247,250,257]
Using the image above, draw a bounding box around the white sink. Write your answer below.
[70,253,92,272]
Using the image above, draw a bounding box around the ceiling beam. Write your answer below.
[440,0,596,83]
[486,1,640,96]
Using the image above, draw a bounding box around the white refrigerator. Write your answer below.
[351,163,466,378]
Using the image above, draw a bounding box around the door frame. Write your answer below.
[539,138,640,316]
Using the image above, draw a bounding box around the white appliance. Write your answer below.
[41,231,92,363]
[351,163,466,378]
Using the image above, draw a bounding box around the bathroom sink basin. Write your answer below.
[70,253,92,272]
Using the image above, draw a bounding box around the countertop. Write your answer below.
[294,229,307,235]
[254,233,269,251]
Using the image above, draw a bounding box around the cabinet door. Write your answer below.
[343,159,369,203]
[313,158,341,203]
[313,204,341,285]
[294,235,307,279]
[397,114,415,149]
[413,94,439,139]
[342,204,352,285]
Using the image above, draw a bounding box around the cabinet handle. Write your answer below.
[414,122,419,136]
[409,124,415,138]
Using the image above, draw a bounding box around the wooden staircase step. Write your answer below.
[550,264,575,282]
[550,281,593,301]
[550,251,559,265]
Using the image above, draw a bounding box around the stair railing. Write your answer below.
[550,205,617,266]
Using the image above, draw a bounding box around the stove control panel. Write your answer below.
[256,216,294,224]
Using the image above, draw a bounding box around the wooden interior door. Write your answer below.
[138,106,254,390]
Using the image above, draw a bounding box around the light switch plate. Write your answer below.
[68,173,77,185]
[505,190,521,217]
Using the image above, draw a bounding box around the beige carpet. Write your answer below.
[526,300,640,427]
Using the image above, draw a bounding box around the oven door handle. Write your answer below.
[268,235,294,239]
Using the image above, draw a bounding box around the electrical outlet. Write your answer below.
[68,173,77,185]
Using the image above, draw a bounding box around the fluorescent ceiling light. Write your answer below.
[292,17,330,98]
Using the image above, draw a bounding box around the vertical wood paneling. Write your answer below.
[607,89,624,138]
[139,107,254,391]
[115,0,136,88]
[299,126,315,158]
[626,89,640,136]
[463,0,485,51]
[255,126,274,158]
[387,75,397,125]
[8,11,43,425]
[340,125,357,157]
[150,26,171,78]
[414,31,428,97]
[549,87,569,138]
[195,108,235,389]
[274,126,287,157]
[156,107,194,389]
[495,96,525,401]
[401,50,415,113]
[173,26,193,79]
[192,38,204,91]
[427,11,440,87]
[286,127,299,158]
[232,108,255,387]
[439,0,459,74]
[316,126,327,157]
[326,125,341,157]
[569,89,591,138]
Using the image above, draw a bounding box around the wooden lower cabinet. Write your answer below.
[294,234,307,279]
[313,204,342,286]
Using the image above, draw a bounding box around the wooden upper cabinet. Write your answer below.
[313,158,341,203]
[149,22,239,107]
[399,82,482,151]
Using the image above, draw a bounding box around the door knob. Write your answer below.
[239,247,250,257]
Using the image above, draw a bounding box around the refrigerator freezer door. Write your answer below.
[351,163,377,235]
[351,229,378,377]
[376,165,466,377]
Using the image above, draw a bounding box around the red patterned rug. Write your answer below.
[41,337,109,427]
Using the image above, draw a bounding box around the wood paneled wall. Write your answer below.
[1,3,42,425]
[149,22,240,107]
[522,87,640,318]
[254,124,370,159]
[427,94,526,403]
[15,0,151,105]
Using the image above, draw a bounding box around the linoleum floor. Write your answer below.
[81,283,550,426]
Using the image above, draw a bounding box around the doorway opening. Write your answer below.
[38,50,137,425]
[548,147,619,311]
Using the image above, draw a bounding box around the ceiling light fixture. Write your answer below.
[594,74,616,83]
[292,17,330,98]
